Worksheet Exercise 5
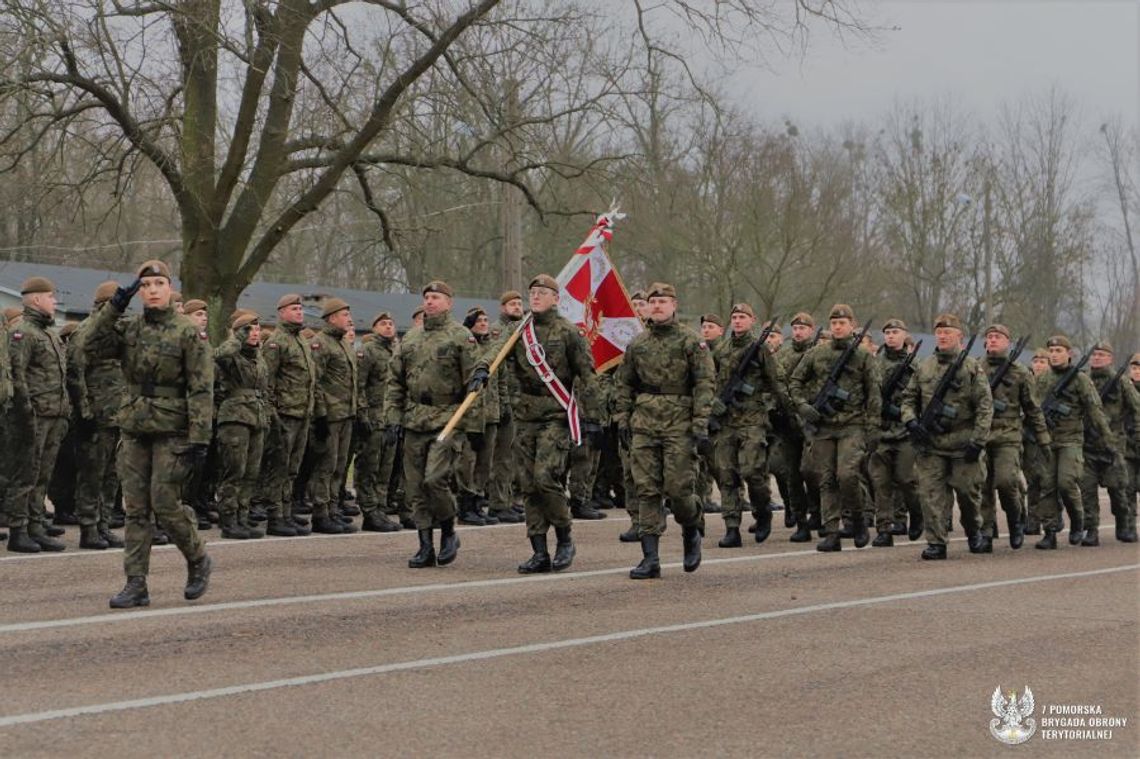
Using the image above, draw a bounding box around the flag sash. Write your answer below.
[521,318,582,445]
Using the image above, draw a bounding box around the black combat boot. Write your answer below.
[192,500,212,530]
[437,519,460,565]
[552,525,576,571]
[220,514,252,539]
[889,520,907,536]
[816,532,841,552]
[1035,530,1058,550]
[6,527,41,554]
[79,524,110,550]
[45,524,66,537]
[808,512,822,533]
[967,531,985,554]
[29,528,65,552]
[629,534,661,579]
[682,524,702,573]
[872,530,893,548]
[1067,524,1085,545]
[1120,528,1138,543]
[1007,513,1024,549]
[184,554,212,600]
[1080,529,1099,547]
[291,517,312,536]
[266,519,299,537]
[783,505,795,529]
[311,515,344,534]
[753,507,772,544]
[908,509,924,541]
[921,543,947,560]
[99,529,125,548]
[977,534,993,553]
[718,526,742,548]
[109,577,149,609]
[409,529,436,568]
[362,512,401,532]
[570,498,606,520]
[789,518,812,542]
[852,514,870,549]
[838,521,855,539]
[704,499,723,515]
[490,508,524,524]
[618,521,640,543]
[518,533,552,574]
[457,494,486,526]
[240,511,264,539]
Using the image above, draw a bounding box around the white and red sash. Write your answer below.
[521,318,582,445]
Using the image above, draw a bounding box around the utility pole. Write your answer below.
[499,79,523,293]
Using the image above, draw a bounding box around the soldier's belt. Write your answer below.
[636,382,691,396]
[129,382,186,399]
[417,391,463,404]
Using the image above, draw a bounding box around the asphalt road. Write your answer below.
[0,497,1136,758]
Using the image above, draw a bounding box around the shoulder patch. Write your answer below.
[268,343,279,349]
[11,331,22,341]
[311,342,321,350]
[699,341,708,351]
[199,331,209,341]
[467,336,476,344]
[356,351,364,358]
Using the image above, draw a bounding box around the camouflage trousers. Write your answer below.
[117,434,206,577]
[915,453,984,546]
[803,434,866,533]
[712,425,770,528]
[868,439,920,532]
[256,414,309,521]
[458,423,498,502]
[1036,444,1084,532]
[1024,442,1047,527]
[568,436,600,504]
[981,443,1025,537]
[515,421,573,536]
[1080,449,1128,532]
[74,425,119,529]
[216,423,265,521]
[355,426,399,516]
[1126,457,1140,532]
[308,419,352,519]
[486,416,516,513]
[630,431,704,537]
[403,429,461,529]
[769,429,809,522]
[7,414,68,532]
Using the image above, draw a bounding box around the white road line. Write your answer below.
[0,528,1117,635]
[0,563,1133,729]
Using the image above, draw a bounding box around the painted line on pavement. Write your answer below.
[0,563,1134,729]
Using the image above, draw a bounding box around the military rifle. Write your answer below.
[881,339,923,423]
[709,316,781,432]
[809,325,823,347]
[1083,359,1132,447]
[988,334,1030,413]
[913,333,978,441]
[806,320,874,430]
[1041,348,1091,430]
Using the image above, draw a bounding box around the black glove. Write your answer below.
[354,415,373,438]
[110,278,142,312]
[964,441,984,462]
[468,431,485,453]
[582,420,605,449]
[466,366,490,393]
[905,419,926,445]
[695,433,714,458]
[500,408,513,425]
[384,424,403,446]
[76,414,98,436]
[313,416,330,441]
[619,425,632,451]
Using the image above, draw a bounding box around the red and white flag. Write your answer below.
[556,210,643,371]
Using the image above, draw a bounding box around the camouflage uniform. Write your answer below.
[309,322,359,526]
[7,306,71,539]
[1080,360,1139,540]
[84,295,211,578]
[901,339,993,550]
[487,313,523,519]
[1034,350,1114,539]
[869,343,922,537]
[214,333,269,532]
[1126,371,1140,539]
[710,325,794,534]
[789,331,880,541]
[772,333,815,531]
[614,316,714,538]
[981,348,1048,540]
[257,319,317,529]
[354,332,401,524]
[385,311,480,529]
[70,306,126,533]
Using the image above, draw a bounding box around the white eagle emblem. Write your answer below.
[989,685,1036,745]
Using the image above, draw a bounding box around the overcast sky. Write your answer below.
[725,0,1139,130]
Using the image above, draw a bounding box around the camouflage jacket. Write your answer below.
[9,306,70,420]
[876,346,917,443]
[214,338,269,428]
[494,314,524,413]
[264,320,317,420]
[69,307,127,427]
[469,331,503,427]
[901,347,993,455]
[711,328,793,429]
[311,325,358,422]
[84,302,214,444]
[1035,364,1113,448]
[1085,366,1139,455]
[1130,378,1140,461]
[614,317,714,437]
[504,308,597,425]
[357,334,395,424]
[0,319,11,410]
[386,311,483,433]
[789,336,880,438]
[983,353,1048,447]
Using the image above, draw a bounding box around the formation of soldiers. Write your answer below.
[2,262,1138,608]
